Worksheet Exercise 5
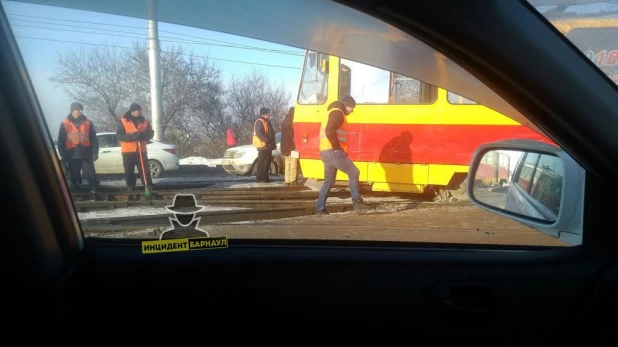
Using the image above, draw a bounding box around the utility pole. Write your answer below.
[148,19,163,141]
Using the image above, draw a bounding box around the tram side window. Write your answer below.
[391,73,438,104]
[447,91,478,104]
[339,58,437,104]
[298,51,329,105]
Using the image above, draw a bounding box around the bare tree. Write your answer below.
[263,81,292,132]
[194,87,231,157]
[50,43,290,159]
[50,44,132,131]
[51,41,226,157]
[127,42,223,140]
[224,69,291,146]
[163,111,207,158]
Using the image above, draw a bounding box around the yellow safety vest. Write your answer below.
[319,108,348,153]
[252,118,269,148]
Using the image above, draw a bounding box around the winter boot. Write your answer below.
[353,197,375,212]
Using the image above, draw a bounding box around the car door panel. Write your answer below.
[94,135,115,174]
[53,243,611,342]
[109,135,123,173]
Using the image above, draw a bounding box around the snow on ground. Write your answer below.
[156,176,251,183]
[323,195,422,204]
[87,228,160,239]
[210,180,287,189]
[97,175,286,188]
[78,205,248,220]
[179,157,222,167]
[98,175,251,186]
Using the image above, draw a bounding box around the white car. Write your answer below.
[95,132,179,178]
[222,132,283,176]
[55,133,179,179]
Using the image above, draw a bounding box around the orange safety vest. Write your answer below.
[120,118,149,153]
[319,108,349,153]
[252,118,269,148]
[62,118,92,150]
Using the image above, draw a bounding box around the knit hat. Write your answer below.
[130,103,142,112]
[259,107,270,115]
[340,95,356,108]
[70,102,83,112]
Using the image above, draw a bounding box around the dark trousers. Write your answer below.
[256,150,272,182]
[123,153,152,187]
[68,158,97,189]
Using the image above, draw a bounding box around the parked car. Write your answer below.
[222,132,283,176]
[94,132,179,178]
[54,134,180,179]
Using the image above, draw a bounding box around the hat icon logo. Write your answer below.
[165,194,206,215]
[159,193,210,240]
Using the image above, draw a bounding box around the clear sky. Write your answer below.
[1,0,306,130]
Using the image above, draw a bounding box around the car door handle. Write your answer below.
[440,298,492,314]
[101,150,111,153]
[433,283,495,322]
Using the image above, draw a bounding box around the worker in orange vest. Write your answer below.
[116,103,155,191]
[57,102,99,193]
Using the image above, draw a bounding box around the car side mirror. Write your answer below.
[467,139,586,245]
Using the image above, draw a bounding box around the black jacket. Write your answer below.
[57,114,99,160]
[255,116,276,151]
[116,111,155,154]
[280,111,295,156]
[324,101,349,151]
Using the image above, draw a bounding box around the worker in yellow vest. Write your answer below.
[315,95,373,214]
[57,102,99,194]
[252,107,276,183]
[116,103,154,191]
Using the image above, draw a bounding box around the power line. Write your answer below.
[9,20,304,56]
[9,18,304,56]
[12,35,302,70]
[6,13,304,55]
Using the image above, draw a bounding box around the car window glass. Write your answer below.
[530,154,563,215]
[298,52,328,105]
[528,0,618,86]
[338,57,438,105]
[98,135,113,148]
[516,153,540,193]
[447,91,477,105]
[2,0,586,248]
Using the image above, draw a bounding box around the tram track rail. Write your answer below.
[74,180,445,233]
